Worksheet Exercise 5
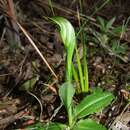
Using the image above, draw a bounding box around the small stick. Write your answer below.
[27,91,43,121]
[16,22,58,79]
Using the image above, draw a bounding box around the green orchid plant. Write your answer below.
[26,17,115,130]
[50,16,89,93]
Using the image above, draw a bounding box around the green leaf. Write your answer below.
[74,90,114,119]
[25,122,67,130]
[72,119,107,130]
[97,17,116,33]
[59,82,75,126]
[59,82,75,111]
[111,40,127,55]
[20,76,39,91]
[97,16,105,32]
[106,17,116,31]
[112,26,122,34]
[50,16,76,81]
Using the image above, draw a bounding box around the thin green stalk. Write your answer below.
[79,28,89,93]
[72,64,81,93]
[75,46,84,92]
[68,107,73,127]
[75,0,110,92]
[79,0,89,92]
[49,0,55,16]
[83,38,89,92]
[79,0,83,13]
[91,0,111,16]
[66,52,73,82]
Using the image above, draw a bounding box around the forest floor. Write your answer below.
[0,0,130,130]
